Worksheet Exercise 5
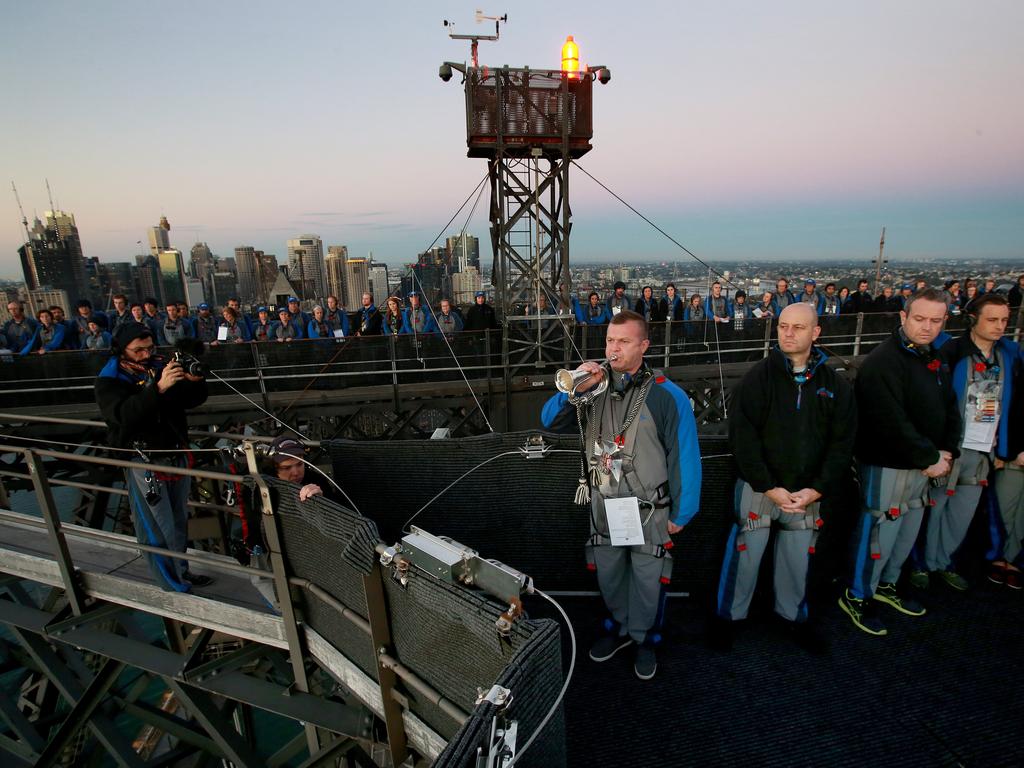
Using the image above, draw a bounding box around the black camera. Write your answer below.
[173,351,205,377]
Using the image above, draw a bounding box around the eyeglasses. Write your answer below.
[125,343,155,356]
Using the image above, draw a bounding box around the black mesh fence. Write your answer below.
[326,432,739,597]
[265,476,567,766]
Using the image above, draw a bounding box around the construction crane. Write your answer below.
[11,181,31,241]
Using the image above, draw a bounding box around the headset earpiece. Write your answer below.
[965,311,977,328]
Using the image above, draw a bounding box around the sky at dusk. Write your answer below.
[2,0,1022,278]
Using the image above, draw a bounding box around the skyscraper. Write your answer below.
[287,235,326,300]
[45,210,85,262]
[447,233,480,273]
[158,250,188,305]
[149,216,171,256]
[368,262,390,305]
[342,257,370,308]
[452,266,483,304]
[257,251,279,302]
[133,255,161,302]
[234,246,260,305]
[325,247,347,303]
[18,213,89,303]
[190,242,216,307]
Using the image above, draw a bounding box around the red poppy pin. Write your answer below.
[927,359,941,372]
[974,362,986,373]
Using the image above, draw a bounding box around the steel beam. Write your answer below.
[34,658,126,768]
[24,449,87,615]
[248,463,322,755]
[5,626,144,768]
[0,675,46,754]
[363,561,408,764]
[166,680,261,768]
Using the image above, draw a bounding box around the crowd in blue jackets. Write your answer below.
[1,290,504,357]
[5,274,1022,356]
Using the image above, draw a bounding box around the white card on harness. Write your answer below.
[605,496,645,546]
[962,379,1000,452]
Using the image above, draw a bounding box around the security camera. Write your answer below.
[439,62,453,82]
[598,67,611,85]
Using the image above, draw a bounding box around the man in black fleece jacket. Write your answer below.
[714,303,855,653]
[839,288,960,636]
[95,325,209,592]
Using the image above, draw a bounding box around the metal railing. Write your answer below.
[0,312,1010,411]
[0,440,470,763]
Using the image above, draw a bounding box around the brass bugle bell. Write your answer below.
[555,357,616,403]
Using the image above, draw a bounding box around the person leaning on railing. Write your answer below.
[94,323,211,593]
[19,308,68,355]
[82,316,112,351]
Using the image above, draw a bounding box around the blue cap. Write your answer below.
[408,291,419,297]
[901,283,913,290]
[257,305,268,313]
[804,279,816,286]
[198,302,209,310]
[475,291,485,298]
[287,296,299,303]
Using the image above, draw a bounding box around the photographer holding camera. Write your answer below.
[95,324,210,592]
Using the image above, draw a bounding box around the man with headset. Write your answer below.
[713,303,856,653]
[912,292,1018,591]
[839,288,960,636]
[541,310,701,680]
[95,324,210,592]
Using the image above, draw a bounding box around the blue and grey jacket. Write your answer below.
[161,318,194,346]
[20,322,67,355]
[540,368,702,527]
[401,307,437,335]
[325,307,349,335]
[771,290,797,314]
[936,332,1021,458]
[3,317,38,351]
[575,297,611,325]
[704,294,729,320]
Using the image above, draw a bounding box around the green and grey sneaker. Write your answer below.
[873,582,926,616]
[937,570,969,592]
[839,589,888,636]
[909,570,930,589]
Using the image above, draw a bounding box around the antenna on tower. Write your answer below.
[11,181,31,241]
[442,10,507,69]
[873,226,887,295]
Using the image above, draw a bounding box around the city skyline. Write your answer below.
[3,1,1022,279]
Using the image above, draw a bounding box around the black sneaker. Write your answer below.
[838,588,888,636]
[634,644,657,680]
[873,582,926,616]
[588,634,632,662]
[184,571,214,588]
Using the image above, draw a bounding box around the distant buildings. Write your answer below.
[18,211,89,307]
[235,246,261,305]
[190,242,216,300]
[447,233,480,272]
[157,249,189,305]
[148,216,171,256]
[368,262,389,305]
[342,257,370,308]
[287,235,326,300]
[325,246,348,303]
